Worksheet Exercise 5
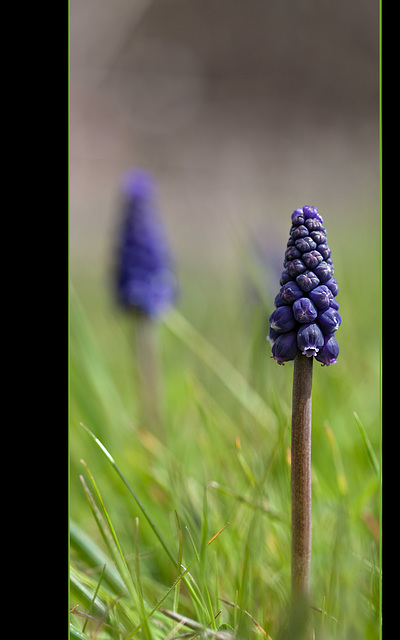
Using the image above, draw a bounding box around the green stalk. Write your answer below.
[133,314,164,434]
[81,423,176,566]
[290,352,313,637]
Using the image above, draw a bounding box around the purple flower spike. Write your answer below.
[268,205,339,363]
[116,168,177,318]
[315,334,339,366]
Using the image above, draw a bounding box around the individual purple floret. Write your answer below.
[268,205,340,365]
[315,334,340,366]
[292,298,318,324]
[297,323,325,357]
[317,307,342,335]
[329,298,340,310]
[279,281,304,304]
[269,306,296,333]
[115,169,177,319]
[325,277,339,297]
[296,270,320,292]
[303,205,324,223]
[271,331,299,365]
[309,285,333,310]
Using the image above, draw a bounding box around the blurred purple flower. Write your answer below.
[115,169,177,318]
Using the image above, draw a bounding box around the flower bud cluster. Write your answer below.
[268,206,340,365]
[115,169,177,319]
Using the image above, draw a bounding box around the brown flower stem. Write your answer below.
[291,352,313,635]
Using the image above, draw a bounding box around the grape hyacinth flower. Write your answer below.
[267,206,340,636]
[115,169,177,433]
[268,205,340,365]
[116,169,177,319]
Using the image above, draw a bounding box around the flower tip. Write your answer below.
[302,205,324,224]
[318,358,338,366]
[291,207,304,221]
[121,168,155,199]
[324,359,338,366]
[271,355,285,365]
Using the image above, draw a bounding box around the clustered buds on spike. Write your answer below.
[268,206,340,366]
[116,169,177,319]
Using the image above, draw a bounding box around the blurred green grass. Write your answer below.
[70,209,381,639]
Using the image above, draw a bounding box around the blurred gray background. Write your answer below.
[70,0,379,282]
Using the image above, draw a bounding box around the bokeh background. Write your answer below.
[70,0,379,287]
[70,5,381,636]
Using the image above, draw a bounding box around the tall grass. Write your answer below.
[70,211,381,639]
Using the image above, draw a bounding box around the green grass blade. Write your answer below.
[70,519,128,597]
[71,608,128,638]
[70,623,91,640]
[81,423,177,567]
[208,481,286,523]
[160,609,237,639]
[133,517,153,639]
[183,526,208,617]
[70,562,140,635]
[325,423,348,497]
[173,512,183,620]
[79,463,136,584]
[199,487,217,631]
[82,564,106,633]
[80,423,227,631]
[79,469,153,639]
[70,565,108,619]
[70,285,131,433]
[125,557,199,639]
[163,309,277,433]
[78,473,134,595]
[353,412,380,477]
